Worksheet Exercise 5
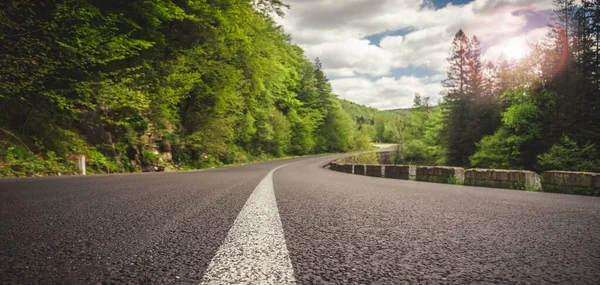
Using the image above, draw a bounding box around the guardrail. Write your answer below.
[328,161,600,196]
[416,166,464,184]
[543,171,600,195]
[464,169,541,190]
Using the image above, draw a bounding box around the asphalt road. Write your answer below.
[1,155,599,284]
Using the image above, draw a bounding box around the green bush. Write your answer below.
[85,148,119,173]
[340,152,378,164]
[0,142,76,177]
[537,136,600,172]
[470,127,522,169]
[447,175,463,185]
[141,150,160,166]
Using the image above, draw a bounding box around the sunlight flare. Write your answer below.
[503,39,529,60]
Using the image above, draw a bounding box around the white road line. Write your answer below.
[200,164,296,285]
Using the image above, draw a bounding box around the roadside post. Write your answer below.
[78,155,86,175]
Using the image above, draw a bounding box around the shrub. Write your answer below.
[537,136,600,172]
[340,152,378,164]
[447,175,463,185]
[141,150,160,166]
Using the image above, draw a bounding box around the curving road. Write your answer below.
[1,155,599,284]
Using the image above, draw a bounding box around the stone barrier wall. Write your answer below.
[329,161,600,196]
[415,166,465,184]
[464,169,541,190]
[366,165,382,177]
[543,171,600,195]
[384,165,410,180]
[354,165,366,175]
[334,163,353,174]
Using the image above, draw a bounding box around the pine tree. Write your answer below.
[548,0,578,140]
[576,0,600,143]
[313,58,334,107]
[442,29,471,95]
[466,36,484,97]
[442,30,501,166]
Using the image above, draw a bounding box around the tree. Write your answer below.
[423,96,431,108]
[442,29,471,95]
[466,36,484,96]
[0,0,370,176]
[441,30,501,166]
[413,93,422,107]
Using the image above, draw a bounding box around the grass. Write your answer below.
[447,175,464,185]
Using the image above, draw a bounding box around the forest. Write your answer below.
[374,0,600,173]
[0,0,389,176]
[1,0,598,177]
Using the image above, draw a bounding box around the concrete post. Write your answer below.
[78,155,86,175]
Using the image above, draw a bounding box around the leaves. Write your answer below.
[0,0,366,174]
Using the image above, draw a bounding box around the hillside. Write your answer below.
[0,1,371,177]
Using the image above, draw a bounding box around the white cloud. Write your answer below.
[276,0,554,109]
[331,76,444,110]
[304,38,393,76]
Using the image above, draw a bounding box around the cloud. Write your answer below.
[276,0,554,109]
[331,76,444,110]
[304,38,393,77]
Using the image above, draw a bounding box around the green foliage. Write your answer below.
[287,110,315,155]
[0,0,370,176]
[7,0,597,179]
[380,106,447,165]
[0,142,76,177]
[447,175,463,185]
[340,152,378,165]
[538,136,600,172]
[141,150,160,166]
[420,106,448,165]
[470,127,522,169]
[512,179,526,190]
[465,0,600,173]
[86,148,120,174]
[350,127,373,152]
[316,103,353,153]
[470,89,556,170]
[339,99,377,127]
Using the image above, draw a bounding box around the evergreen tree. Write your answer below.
[413,93,422,107]
[442,30,501,166]
[442,29,471,95]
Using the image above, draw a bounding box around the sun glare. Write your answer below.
[504,40,529,60]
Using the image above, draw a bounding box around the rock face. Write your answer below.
[465,169,541,190]
[415,166,465,184]
[543,171,600,195]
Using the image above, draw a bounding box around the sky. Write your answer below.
[274,0,554,109]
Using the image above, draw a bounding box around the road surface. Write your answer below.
[1,155,599,284]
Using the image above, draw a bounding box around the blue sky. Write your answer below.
[276,0,554,109]
[431,0,474,9]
